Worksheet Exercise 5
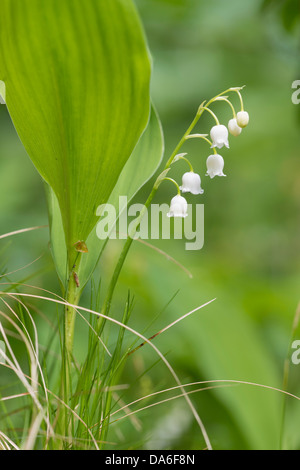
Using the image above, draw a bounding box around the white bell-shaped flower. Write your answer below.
[180,172,204,195]
[236,111,249,128]
[228,118,242,136]
[210,124,229,149]
[167,195,188,218]
[206,154,226,179]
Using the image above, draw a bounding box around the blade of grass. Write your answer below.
[2,291,213,450]
[0,226,47,241]
[128,298,216,356]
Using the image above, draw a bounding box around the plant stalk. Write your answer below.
[57,251,82,447]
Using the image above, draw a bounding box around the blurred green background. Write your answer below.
[1,0,300,450]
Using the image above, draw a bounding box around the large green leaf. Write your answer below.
[79,104,164,289]
[47,105,164,290]
[0,0,151,263]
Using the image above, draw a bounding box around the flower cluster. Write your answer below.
[163,87,249,218]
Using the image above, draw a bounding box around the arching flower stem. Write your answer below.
[232,87,245,111]
[216,96,237,118]
[185,134,218,155]
[200,106,220,125]
[161,177,181,195]
[174,154,194,172]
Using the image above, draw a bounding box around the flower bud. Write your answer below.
[167,195,188,218]
[180,172,204,195]
[236,111,249,128]
[206,154,226,179]
[210,124,229,149]
[228,118,242,136]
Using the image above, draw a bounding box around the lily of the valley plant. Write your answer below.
[0,0,249,450]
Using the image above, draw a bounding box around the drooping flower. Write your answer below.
[210,124,229,149]
[180,172,204,195]
[236,111,249,128]
[167,194,188,218]
[206,154,226,179]
[228,118,242,136]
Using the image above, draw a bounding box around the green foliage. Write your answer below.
[47,105,164,289]
[261,0,300,32]
[1,0,300,452]
[0,0,151,264]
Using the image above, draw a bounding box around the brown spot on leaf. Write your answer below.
[73,271,80,288]
[74,241,88,253]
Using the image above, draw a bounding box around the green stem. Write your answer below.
[165,108,203,167]
[162,177,181,194]
[201,106,220,125]
[175,154,194,172]
[64,272,80,358]
[235,90,244,111]
[219,97,237,118]
[58,250,82,447]
[64,250,82,356]
[98,186,157,333]
[185,134,217,154]
[98,101,208,326]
